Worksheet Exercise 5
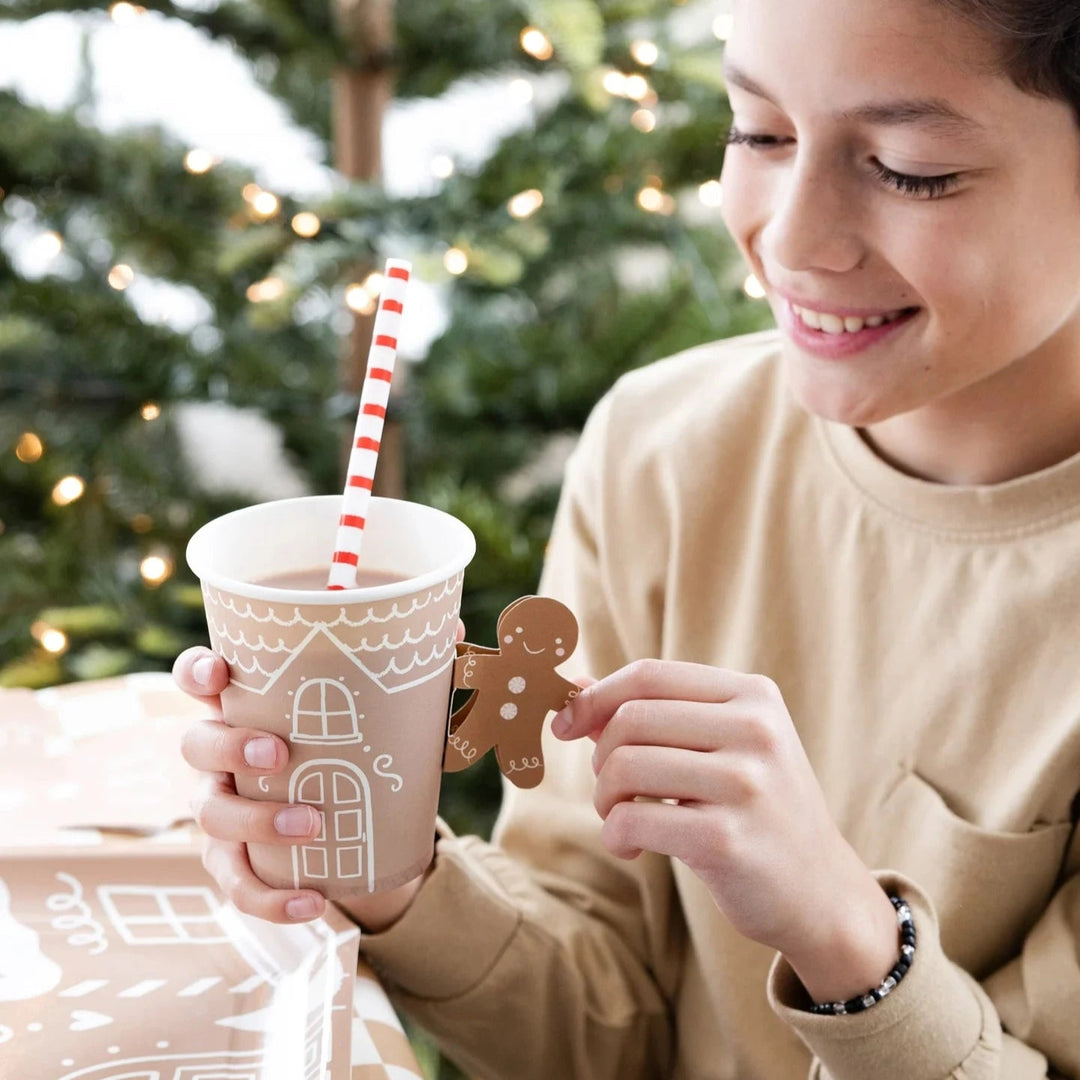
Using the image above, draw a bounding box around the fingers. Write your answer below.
[181,717,288,776]
[593,744,752,819]
[173,647,230,706]
[189,775,322,846]
[601,799,696,862]
[553,659,770,741]
[456,620,466,643]
[590,699,724,773]
[201,839,326,923]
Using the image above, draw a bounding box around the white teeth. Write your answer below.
[793,305,905,334]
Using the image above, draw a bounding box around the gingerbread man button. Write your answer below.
[443,596,580,788]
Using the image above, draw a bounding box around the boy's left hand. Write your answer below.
[551,659,899,1002]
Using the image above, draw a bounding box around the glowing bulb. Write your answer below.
[509,78,534,104]
[108,263,134,290]
[345,284,376,315]
[520,27,554,61]
[602,70,628,96]
[40,628,69,655]
[241,183,262,204]
[15,432,44,463]
[140,402,161,421]
[636,186,664,213]
[630,40,659,66]
[698,180,724,207]
[508,189,544,219]
[713,14,735,40]
[630,109,656,133]
[131,513,153,533]
[246,277,285,303]
[184,149,215,174]
[623,74,650,101]
[743,274,767,299]
[52,476,86,506]
[291,212,321,238]
[252,191,280,218]
[109,2,140,23]
[140,554,174,586]
[36,232,63,261]
[430,155,455,179]
[361,271,384,296]
[443,248,469,275]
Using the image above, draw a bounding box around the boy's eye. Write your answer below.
[723,125,963,201]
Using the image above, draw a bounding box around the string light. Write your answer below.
[637,186,665,212]
[344,284,377,315]
[35,232,63,261]
[602,70,628,96]
[631,109,657,133]
[131,514,153,533]
[241,183,262,203]
[32,622,69,655]
[623,75,650,101]
[108,264,134,290]
[109,2,146,23]
[140,402,161,421]
[508,189,544,219]
[630,40,659,66]
[251,191,280,219]
[520,27,554,61]
[444,248,469,275]
[291,212,321,238]
[52,476,86,506]
[743,274,767,299]
[713,14,735,40]
[246,277,285,303]
[698,180,724,207]
[430,155,455,179]
[15,432,44,463]
[509,78,534,104]
[140,553,174,587]
[183,149,215,174]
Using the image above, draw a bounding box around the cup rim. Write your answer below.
[186,494,476,605]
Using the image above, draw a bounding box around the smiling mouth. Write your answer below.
[522,642,546,655]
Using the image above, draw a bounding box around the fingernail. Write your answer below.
[286,895,320,920]
[551,711,572,738]
[243,738,276,769]
[192,656,215,688]
[275,806,317,836]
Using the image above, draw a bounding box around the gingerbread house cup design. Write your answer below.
[203,575,464,897]
[0,851,359,1080]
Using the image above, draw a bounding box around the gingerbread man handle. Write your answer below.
[443,596,580,788]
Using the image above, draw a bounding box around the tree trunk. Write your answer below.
[331,0,404,499]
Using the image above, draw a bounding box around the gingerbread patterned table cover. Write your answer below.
[0,674,426,1080]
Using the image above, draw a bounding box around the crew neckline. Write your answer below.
[816,415,1080,539]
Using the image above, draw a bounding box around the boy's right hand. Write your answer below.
[174,645,436,929]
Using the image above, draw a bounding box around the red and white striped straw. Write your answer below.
[327,258,411,589]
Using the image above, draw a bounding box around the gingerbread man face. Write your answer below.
[444,596,581,788]
[497,597,579,665]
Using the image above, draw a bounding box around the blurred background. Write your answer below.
[0,3,771,1063]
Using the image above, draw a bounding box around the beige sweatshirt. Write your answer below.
[360,329,1080,1080]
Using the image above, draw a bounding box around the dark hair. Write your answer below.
[934,0,1080,124]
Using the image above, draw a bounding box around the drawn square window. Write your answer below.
[303,847,328,878]
[337,846,363,878]
[108,893,162,919]
[335,809,363,841]
[97,886,228,946]
[170,892,220,919]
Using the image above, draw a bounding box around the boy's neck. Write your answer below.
[860,345,1080,486]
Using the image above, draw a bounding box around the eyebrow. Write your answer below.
[721,59,987,140]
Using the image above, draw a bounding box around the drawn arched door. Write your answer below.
[289,760,374,892]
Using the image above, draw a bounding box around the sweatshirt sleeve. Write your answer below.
[357,391,684,1080]
[767,830,1080,1080]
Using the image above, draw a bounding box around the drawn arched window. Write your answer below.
[291,679,361,743]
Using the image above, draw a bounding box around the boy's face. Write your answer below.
[720,0,1080,433]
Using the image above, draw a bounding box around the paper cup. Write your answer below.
[186,495,476,897]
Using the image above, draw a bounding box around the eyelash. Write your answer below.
[724,126,962,200]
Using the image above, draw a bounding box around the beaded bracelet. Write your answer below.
[809,895,916,1016]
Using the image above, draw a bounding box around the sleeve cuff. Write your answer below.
[767,871,996,1080]
[357,817,522,1002]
